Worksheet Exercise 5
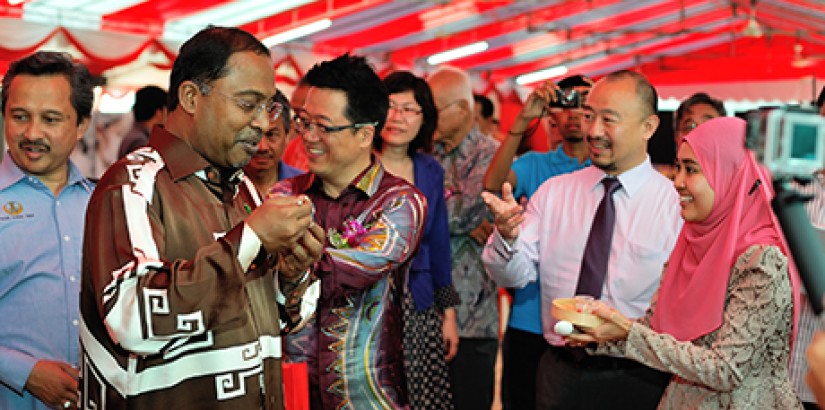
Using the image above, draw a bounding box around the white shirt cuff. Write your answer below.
[238,223,263,271]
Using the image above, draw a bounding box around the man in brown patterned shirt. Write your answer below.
[79,26,323,410]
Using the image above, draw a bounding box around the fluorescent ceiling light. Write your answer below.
[22,0,148,29]
[516,65,569,85]
[427,41,488,65]
[24,0,147,14]
[263,18,332,47]
[163,0,313,42]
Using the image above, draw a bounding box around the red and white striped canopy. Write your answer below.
[2,0,825,101]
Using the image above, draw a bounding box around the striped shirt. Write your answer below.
[788,173,825,404]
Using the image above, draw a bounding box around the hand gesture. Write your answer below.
[518,80,561,121]
[480,182,524,241]
[279,222,325,279]
[469,219,494,245]
[25,360,79,409]
[246,194,314,254]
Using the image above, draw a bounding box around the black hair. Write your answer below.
[303,53,388,136]
[133,85,168,122]
[2,51,93,125]
[473,94,495,119]
[674,92,726,131]
[168,26,270,111]
[376,71,437,155]
[557,74,593,90]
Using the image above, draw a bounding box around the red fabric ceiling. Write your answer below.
[2,0,825,100]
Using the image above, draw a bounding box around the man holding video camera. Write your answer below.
[483,74,593,203]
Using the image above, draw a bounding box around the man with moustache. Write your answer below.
[482,70,683,409]
[427,66,500,410]
[483,74,593,410]
[0,51,93,410]
[281,79,310,171]
[79,26,324,410]
[244,89,303,196]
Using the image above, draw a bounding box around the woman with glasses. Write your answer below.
[375,71,460,410]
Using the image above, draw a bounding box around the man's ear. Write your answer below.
[178,81,201,115]
[75,117,91,142]
[357,125,375,149]
[641,113,660,142]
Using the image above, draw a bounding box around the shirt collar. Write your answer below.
[299,156,385,199]
[151,126,244,200]
[435,126,484,157]
[583,155,656,198]
[554,145,592,165]
[151,126,212,182]
[0,150,93,193]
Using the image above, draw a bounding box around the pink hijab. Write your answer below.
[650,116,800,342]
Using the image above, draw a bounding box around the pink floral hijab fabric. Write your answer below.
[650,116,799,342]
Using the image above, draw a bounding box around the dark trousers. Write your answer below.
[501,327,550,410]
[536,345,671,410]
[448,337,497,410]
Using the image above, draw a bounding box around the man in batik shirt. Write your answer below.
[79,27,323,410]
[271,54,426,409]
[427,66,501,410]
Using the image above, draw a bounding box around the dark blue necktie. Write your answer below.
[575,177,622,299]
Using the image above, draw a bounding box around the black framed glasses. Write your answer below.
[293,111,377,139]
[198,82,284,123]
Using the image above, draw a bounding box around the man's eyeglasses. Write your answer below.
[293,112,377,139]
[437,100,462,113]
[389,103,423,118]
[198,83,284,123]
[679,120,698,135]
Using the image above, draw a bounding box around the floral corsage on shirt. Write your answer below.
[328,208,387,250]
[328,217,372,249]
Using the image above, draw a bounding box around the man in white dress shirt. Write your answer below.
[482,70,683,409]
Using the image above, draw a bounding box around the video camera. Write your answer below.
[745,106,825,313]
[745,106,825,181]
[549,88,581,109]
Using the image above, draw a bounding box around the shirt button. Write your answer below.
[69,276,77,282]
[56,200,61,206]
[63,235,70,242]
[72,319,79,326]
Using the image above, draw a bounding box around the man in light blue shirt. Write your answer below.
[0,51,94,410]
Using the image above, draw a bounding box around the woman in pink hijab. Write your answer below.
[569,116,801,409]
